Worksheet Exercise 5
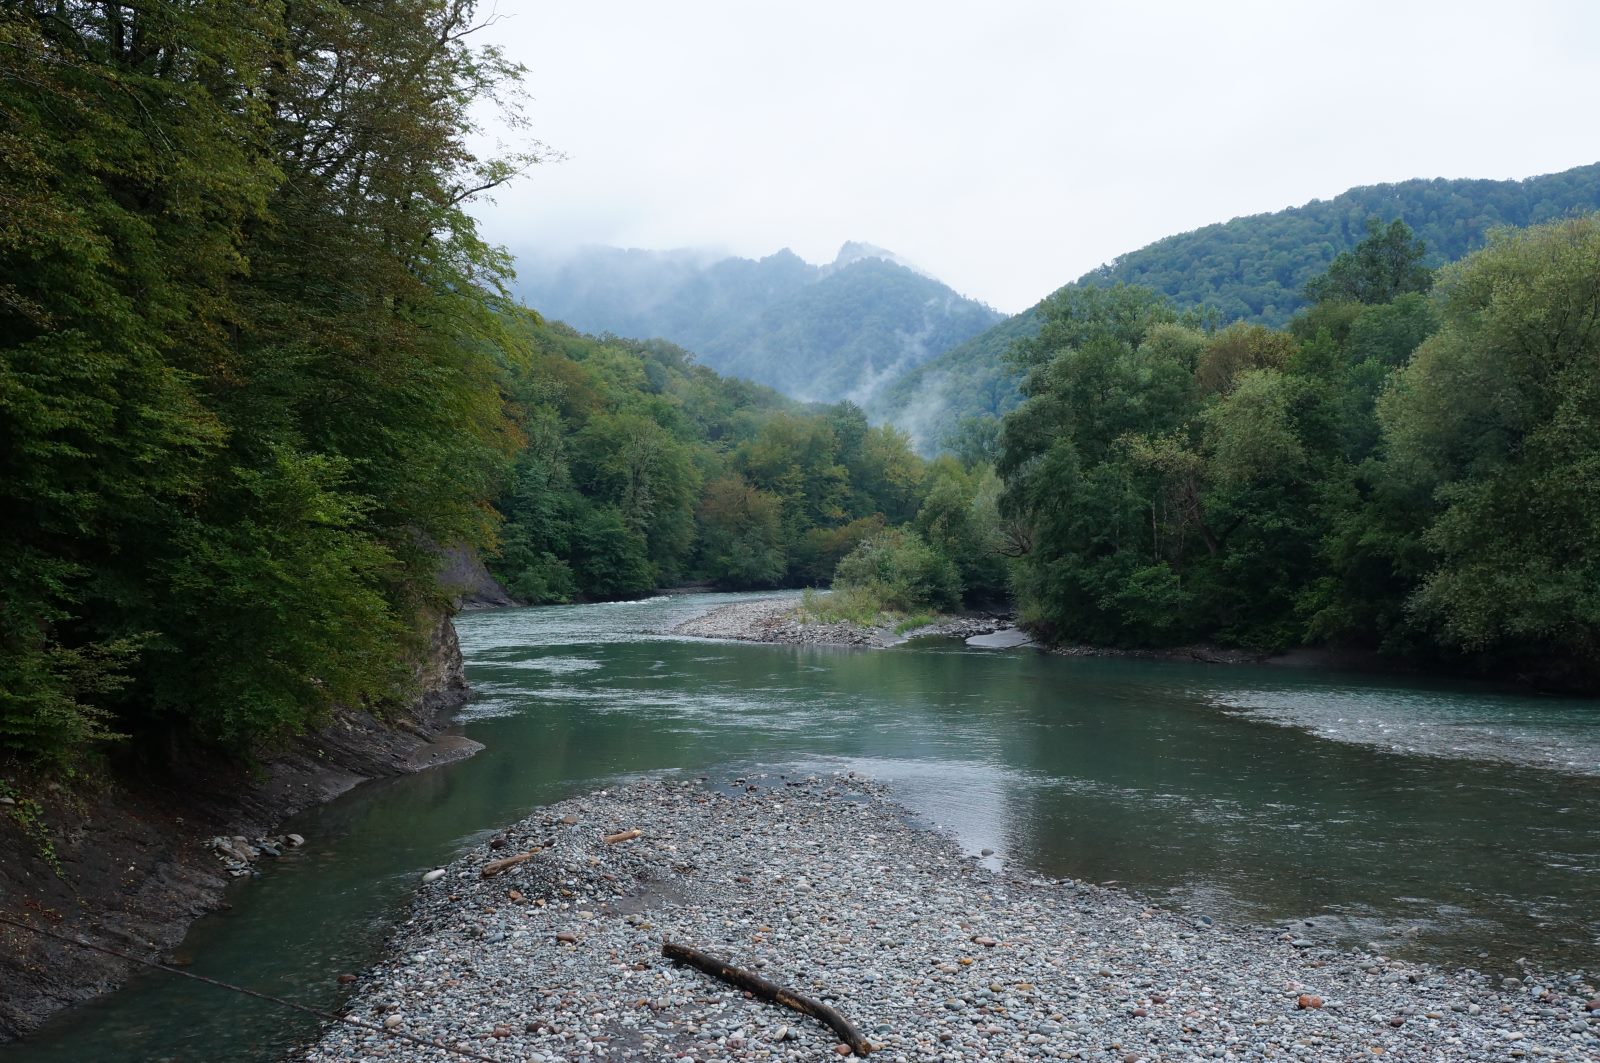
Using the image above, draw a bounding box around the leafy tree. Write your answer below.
[696,478,787,588]
[1303,219,1433,305]
[1377,216,1600,666]
[914,459,1009,605]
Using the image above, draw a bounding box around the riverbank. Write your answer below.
[0,614,480,1043]
[670,595,1008,648]
[304,775,1597,1062]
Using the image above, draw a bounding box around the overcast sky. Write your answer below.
[469,0,1600,314]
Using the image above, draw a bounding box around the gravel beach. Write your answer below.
[302,776,1597,1063]
[669,597,1006,648]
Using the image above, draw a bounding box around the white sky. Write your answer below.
[469,0,1600,314]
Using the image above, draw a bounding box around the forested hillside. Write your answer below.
[875,163,1600,452]
[0,0,527,761]
[995,214,1600,680]
[512,243,1002,404]
[489,316,935,599]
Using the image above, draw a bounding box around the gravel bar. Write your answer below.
[670,598,1006,648]
[302,776,1598,1063]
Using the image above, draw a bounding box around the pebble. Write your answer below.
[303,776,1592,1063]
[420,868,446,884]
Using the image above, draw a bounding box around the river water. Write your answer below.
[10,592,1600,1061]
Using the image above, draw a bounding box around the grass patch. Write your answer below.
[799,589,943,634]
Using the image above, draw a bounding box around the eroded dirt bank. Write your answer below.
[0,614,480,1042]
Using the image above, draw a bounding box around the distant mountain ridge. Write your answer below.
[511,243,1002,405]
[871,161,1600,451]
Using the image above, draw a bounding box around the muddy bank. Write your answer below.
[306,776,1597,1062]
[669,595,1009,648]
[0,613,480,1043]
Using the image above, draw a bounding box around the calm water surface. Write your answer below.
[11,592,1600,1061]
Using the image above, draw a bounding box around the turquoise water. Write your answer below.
[10,592,1599,1061]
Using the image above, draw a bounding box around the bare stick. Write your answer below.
[602,828,641,844]
[662,940,872,1055]
[480,848,540,878]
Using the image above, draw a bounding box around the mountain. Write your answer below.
[872,162,1600,452]
[510,244,1003,405]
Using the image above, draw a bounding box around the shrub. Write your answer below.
[832,529,961,612]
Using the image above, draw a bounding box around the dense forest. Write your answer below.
[995,215,1600,678]
[512,242,1002,404]
[0,0,530,762]
[486,315,945,600]
[873,164,1600,453]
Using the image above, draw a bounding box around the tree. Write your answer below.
[1377,215,1600,666]
[0,0,532,756]
[1304,218,1433,306]
[696,478,786,589]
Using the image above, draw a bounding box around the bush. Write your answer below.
[832,529,961,612]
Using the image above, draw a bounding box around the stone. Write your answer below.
[421,868,446,884]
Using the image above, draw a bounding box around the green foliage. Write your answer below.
[1080,166,1600,324]
[798,586,886,627]
[486,318,936,599]
[995,210,1600,678]
[697,478,787,589]
[833,529,961,614]
[876,164,1600,453]
[1377,216,1600,665]
[0,781,61,876]
[999,280,1373,649]
[1303,219,1433,305]
[914,459,1010,605]
[1,0,529,760]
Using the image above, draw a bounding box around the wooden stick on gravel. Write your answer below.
[662,940,873,1055]
[602,828,641,844]
[480,848,541,878]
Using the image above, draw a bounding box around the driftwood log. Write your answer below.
[602,828,641,844]
[662,940,872,1055]
[480,848,541,878]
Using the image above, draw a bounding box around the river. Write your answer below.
[9,591,1599,1061]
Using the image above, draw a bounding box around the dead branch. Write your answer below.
[662,940,872,1055]
[480,848,540,878]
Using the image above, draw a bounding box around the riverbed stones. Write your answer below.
[304,775,1591,1062]
[669,596,1009,649]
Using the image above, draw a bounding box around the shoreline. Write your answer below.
[304,776,1598,1062]
[669,595,1010,648]
[0,614,482,1043]
[665,595,1563,693]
